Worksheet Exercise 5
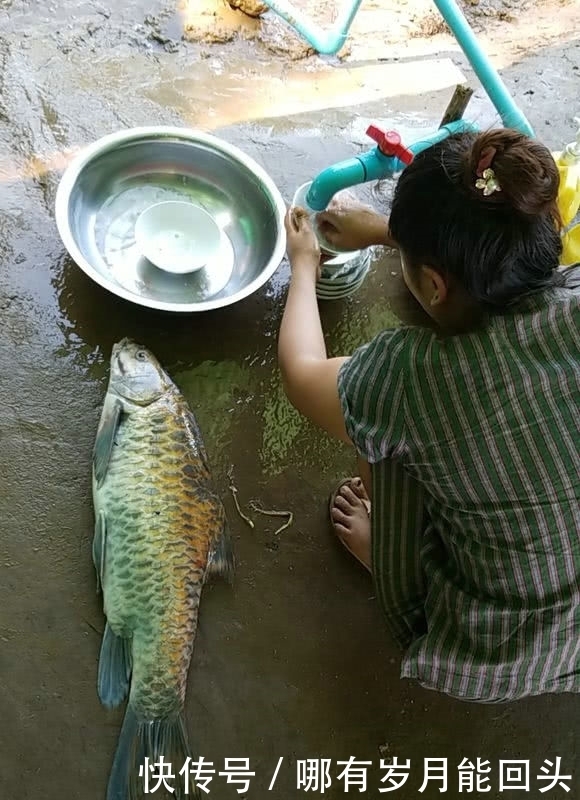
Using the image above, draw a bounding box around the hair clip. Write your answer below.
[475,168,501,196]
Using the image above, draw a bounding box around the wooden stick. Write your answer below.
[440,84,474,127]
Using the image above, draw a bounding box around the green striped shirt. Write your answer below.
[338,280,580,702]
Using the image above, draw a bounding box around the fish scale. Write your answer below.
[92,339,233,800]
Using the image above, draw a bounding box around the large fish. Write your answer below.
[92,338,233,800]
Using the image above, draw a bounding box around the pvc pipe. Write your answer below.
[306,120,476,211]
[432,0,534,136]
[261,0,364,54]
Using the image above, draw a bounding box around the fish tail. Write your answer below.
[106,704,200,800]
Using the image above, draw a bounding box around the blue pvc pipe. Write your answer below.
[261,0,364,54]
[306,120,477,211]
[433,0,534,136]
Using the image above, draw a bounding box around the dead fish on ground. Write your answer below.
[92,338,233,800]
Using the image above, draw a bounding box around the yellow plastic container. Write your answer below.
[561,226,580,265]
[552,119,580,265]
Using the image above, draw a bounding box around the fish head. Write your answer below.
[109,339,171,405]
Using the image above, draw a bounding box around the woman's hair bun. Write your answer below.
[465,129,560,219]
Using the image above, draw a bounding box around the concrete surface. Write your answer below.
[1,1,580,799]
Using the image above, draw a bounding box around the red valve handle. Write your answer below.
[366,125,414,165]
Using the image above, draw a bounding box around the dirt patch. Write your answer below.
[410,11,450,38]
[458,0,531,25]
[182,0,258,44]
[182,0,318,58]
[257,15,317,59]
[229,0,268,16]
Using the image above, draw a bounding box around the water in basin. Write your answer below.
[94,175,236,301]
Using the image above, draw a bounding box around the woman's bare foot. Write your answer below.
[329,478,372,572]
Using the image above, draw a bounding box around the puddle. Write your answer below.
[259,272,405,477]
[174,359,254,471]
[260,378,304,476]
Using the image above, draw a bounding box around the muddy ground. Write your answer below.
[1,0,580,799]
[187,0,574,60]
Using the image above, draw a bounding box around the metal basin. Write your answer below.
[55,127,287,312]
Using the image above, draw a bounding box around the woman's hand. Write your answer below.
[285,207,321,281]
[316,193,393,252]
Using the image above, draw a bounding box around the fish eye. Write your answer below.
[136,350,148,361]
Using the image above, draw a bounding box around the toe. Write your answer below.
[334,522,350,539]
[351,478,370,502]
[339,484,362,506]
[331,507,351,528]
[334,494,355,514]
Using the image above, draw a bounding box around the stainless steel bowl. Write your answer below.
[55,127,287,312]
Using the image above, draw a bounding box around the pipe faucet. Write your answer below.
[304,119,477,212]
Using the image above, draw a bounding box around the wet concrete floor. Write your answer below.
[1,1,580,798]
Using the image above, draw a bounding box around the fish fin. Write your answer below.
[107,706,200,800]
[92,510,107,594]
[97,623,132,710]
[207,519,234,584]
[183,407,210,466]
[93,397,122,487]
